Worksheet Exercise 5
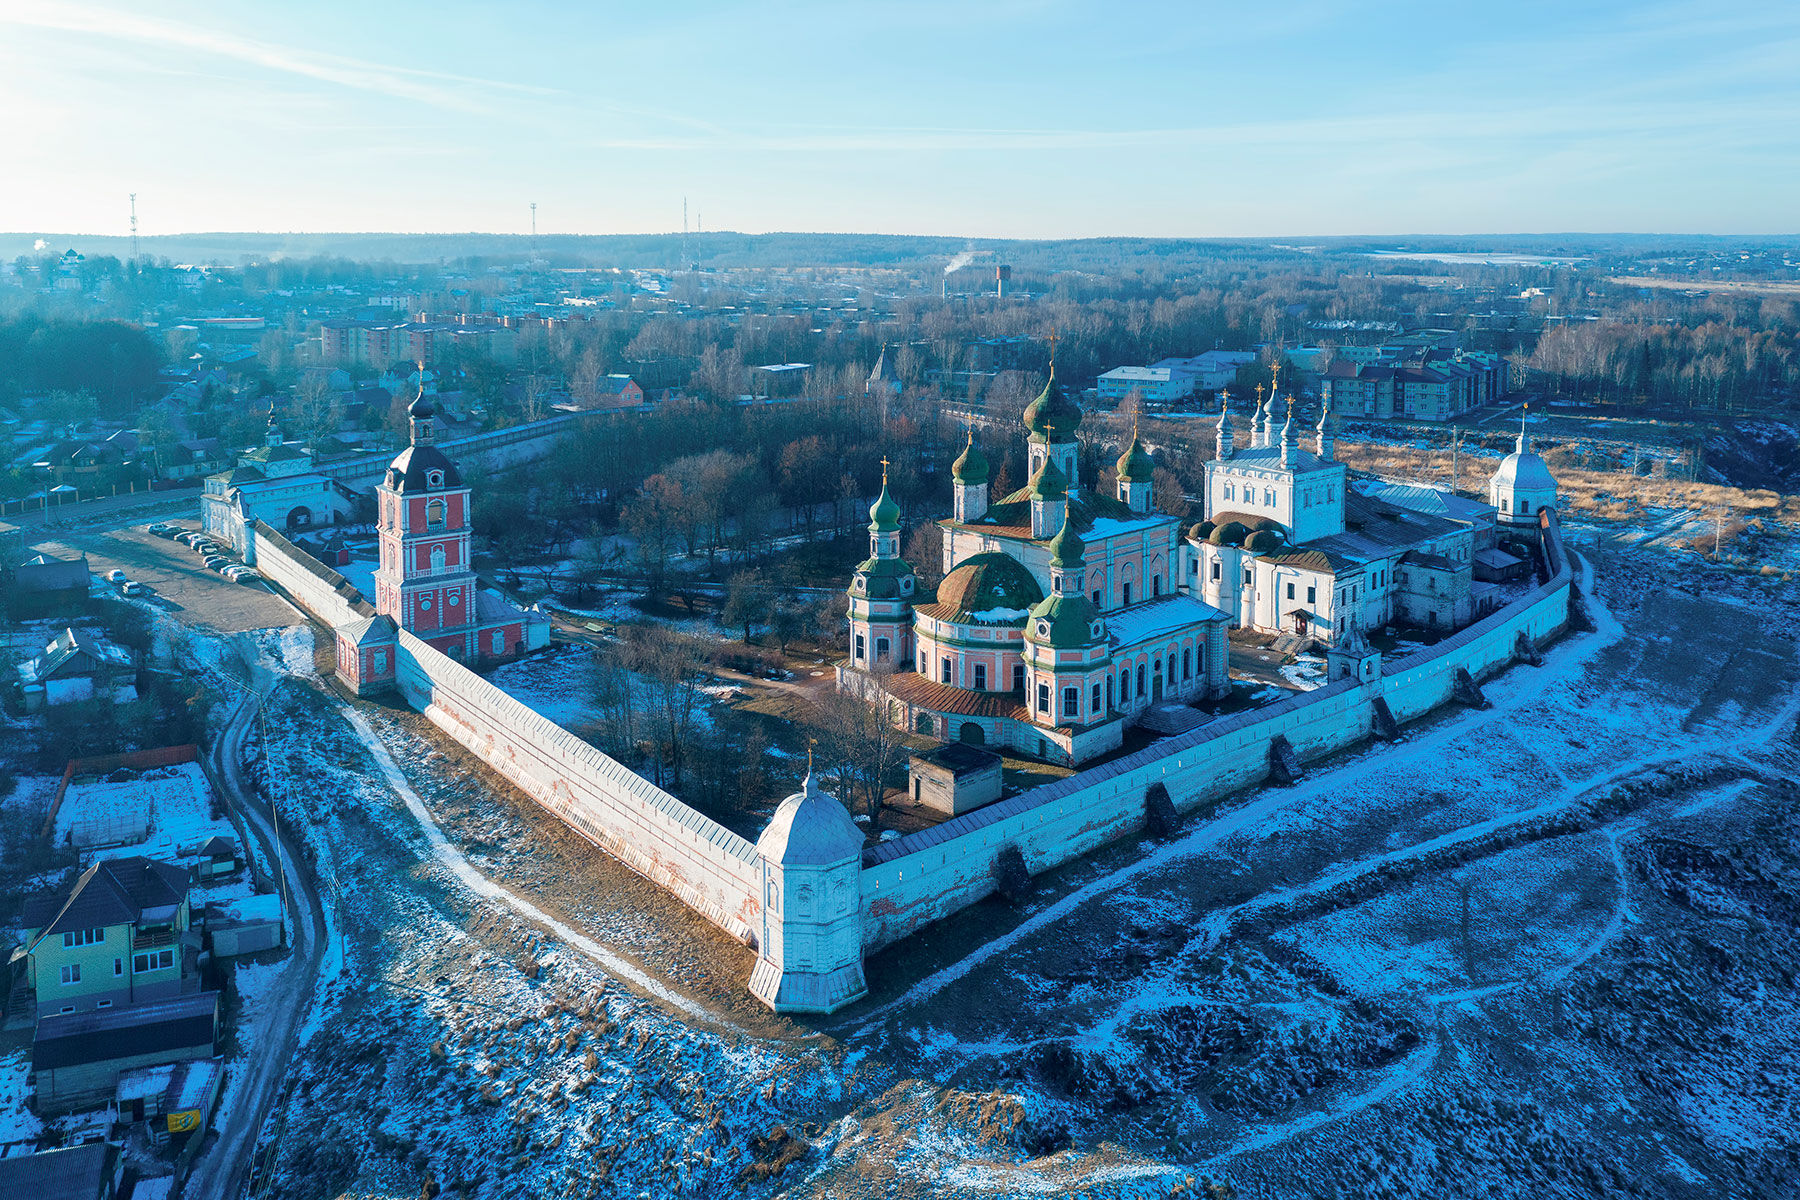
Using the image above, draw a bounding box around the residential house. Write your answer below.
[0,1142,125,1200]
[17,857,197,1017]
[17,627,137,712]
[8,552,91,618]
[586,374,645,409]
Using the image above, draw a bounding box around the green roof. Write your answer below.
[1045,516,1086,567]
[951,434,989,485]
[868,479,901,532]
[932,552,1042,621]
[1024,456,1068,500]
[1116,430,1155,482]
[1024,592,1104,649]
[1022,363,1082,442]
[850,554,916,600]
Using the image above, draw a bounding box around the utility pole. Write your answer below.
[1714,508,1725,559]
[529,202,537,257]
[1450,425,1461,492]
[129,193,138,262]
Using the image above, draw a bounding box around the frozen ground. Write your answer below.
[196,521,1800,1199]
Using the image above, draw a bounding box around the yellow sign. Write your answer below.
[166,1109,201,1134]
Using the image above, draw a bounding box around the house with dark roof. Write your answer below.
[16,627,137,712]
[9,551,91,618]
[0,1141,125,1200]
[16,857,197,1018]
[32,991,220,1115]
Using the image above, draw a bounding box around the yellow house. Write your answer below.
[18,858,194,1018]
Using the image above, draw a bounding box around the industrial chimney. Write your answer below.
[995,264,1012,299]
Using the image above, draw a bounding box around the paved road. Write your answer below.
[186,686,328,1200]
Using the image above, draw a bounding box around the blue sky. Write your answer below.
[2,0,1796,238]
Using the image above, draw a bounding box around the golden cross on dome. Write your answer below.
[880,455,890,483]
[1046,328,1059,361]
[1270,359,1282,395]
[1254,383,1266,403]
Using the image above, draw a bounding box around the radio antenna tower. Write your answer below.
[530,202,537,253]
[129,193,138,261]
[682,196,690,271]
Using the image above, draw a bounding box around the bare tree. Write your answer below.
[811,667,907,833]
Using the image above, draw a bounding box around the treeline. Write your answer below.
[0,312,163,414]
[1527,318,1799,412]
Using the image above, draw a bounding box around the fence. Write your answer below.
[41,744,201,840]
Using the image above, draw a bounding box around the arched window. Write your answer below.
[1119,671,1130,702]
[431,544,446,572]
[1152,575,1162,597]
[1136,663,1146,694]
[1123,582,1133,606]
[426,498,445,528]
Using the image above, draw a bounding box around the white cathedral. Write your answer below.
[838,366,1557,767]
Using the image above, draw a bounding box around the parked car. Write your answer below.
[154,525,181,538]
[122,581,148,596]
[203,554,230,568]
[106,568,127,583]
[231,569,262,585]
[180,532,206,548]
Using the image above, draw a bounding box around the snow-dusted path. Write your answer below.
[335,704,743,1032]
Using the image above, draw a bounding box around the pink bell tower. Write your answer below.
[372,387,480,658]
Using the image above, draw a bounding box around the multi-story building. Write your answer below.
[19,857,196,1018]
[1186,391,1553,643]
[317,320,517,368]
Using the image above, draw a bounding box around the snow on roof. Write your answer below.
[1082,514,1173,541]
[1106,593,1230,651]
[212,892,282,924]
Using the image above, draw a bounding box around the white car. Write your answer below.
[106,568,127,583]
[122,581,147,596]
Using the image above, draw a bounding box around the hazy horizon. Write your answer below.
[4,1,1797,241]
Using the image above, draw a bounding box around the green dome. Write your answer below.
[951,433,989,485]
[868,477,901,532]
[934,552,1042,622]
[1024,592,1104,650]
[1024,456,1068,500]
[1116,430,1155,482]
[1245,528,1286,553]
[1188,520,1215,542]
[1045,517,1086,567]
[1209,520,1249,546]
[1022,363,1083,442]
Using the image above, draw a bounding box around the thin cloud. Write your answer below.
[2,1,558,113]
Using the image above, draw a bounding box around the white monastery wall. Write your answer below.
[247,521,370,629]
[250,526,764,946]
[390,628,764,944]
[859,512,1574,953]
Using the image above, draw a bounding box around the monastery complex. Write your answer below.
[838,363,1559,766]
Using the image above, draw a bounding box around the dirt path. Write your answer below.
[186,691,328,1200]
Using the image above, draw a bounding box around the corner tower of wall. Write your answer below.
[749,772,867,1014]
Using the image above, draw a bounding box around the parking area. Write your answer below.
[31,519,303,634]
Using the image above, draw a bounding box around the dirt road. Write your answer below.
[186,687,329,1200]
